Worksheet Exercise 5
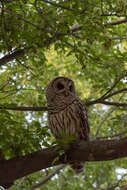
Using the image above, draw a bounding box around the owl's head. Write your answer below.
[46,77,76,106]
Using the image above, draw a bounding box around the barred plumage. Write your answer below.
[46,77,90,173]
[48,100,89,140]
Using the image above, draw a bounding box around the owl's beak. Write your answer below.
[64,89,69,96]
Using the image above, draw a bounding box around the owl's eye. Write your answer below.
[69,85,73,92]
[57,82,64,90]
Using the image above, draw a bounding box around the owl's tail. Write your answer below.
[71,162,84,174]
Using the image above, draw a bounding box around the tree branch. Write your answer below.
[86,100,127,107]
[0,25,83,66]
[0,0,18,2]
[39,0,74,11]
[103,173,127,190]
[0,106,48,111]
[1,137,127,186]
[86,74,127,107]
[96,101,127,107]
[112,36,127,40]
[95,107,116,138]
[101,13,121,16]
[0,49,25,66]
[30,164,65,190]
[0,75,126,111]
[4,8,44,30]
[99,75,127,100]
[104,18,127,26]
[103,88,127,100]
[0,99,127,113]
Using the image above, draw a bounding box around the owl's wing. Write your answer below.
[75,100,90,140]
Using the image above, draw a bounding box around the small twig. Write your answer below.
[104,18,127,26]
[100,74,127,100]
[112,36,127,40]
[71,25,83,32]
[98,101,127,107]
[101,13,119,16]
[1,1,10,51]
[17,177,26,188]
[39,0,74,11]
[102,173,127,190]
[95,93,125,139]
[16,59,36,76]
[34,0,55,30]
[121,114,127,130]
[101,8,123,17]
[0,0,18,2]
[95,108,116,138]
[30,164,65,190]
[103,88,127,100]
[86,99,127,107]
[3,8,44,31]
[96,130,127,140]
[87,74,127,106]
[0,92,17,100]
[87,89,127,106]
[0,81,9,91]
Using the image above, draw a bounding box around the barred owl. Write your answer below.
[46,77,90,173]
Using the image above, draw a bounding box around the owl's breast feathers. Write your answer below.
[48,99,90,141]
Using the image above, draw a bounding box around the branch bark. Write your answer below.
[40,0,74,11]
[0,106,48,111]
[104,18,127,26]
[30,164,65,190]
[0,49,25,66]
[86,100,127,107]
[0,0,18,2]
[95,101,127,107]
[0,99,127,112]
[1,137,127,186]
[102,88,127,100]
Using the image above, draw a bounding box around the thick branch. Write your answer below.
[1,138,127,186]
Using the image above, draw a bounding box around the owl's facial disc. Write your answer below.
[55,81,74,97]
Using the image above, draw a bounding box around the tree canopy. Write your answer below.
[0,0,127,189]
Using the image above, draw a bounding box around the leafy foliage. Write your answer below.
[0,0,127,189]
